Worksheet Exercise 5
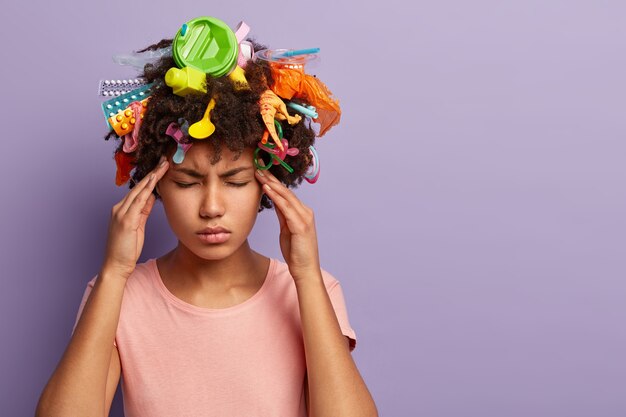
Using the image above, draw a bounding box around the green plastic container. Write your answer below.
[172,16,239,77]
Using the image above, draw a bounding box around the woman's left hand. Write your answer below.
[255,168,321,282]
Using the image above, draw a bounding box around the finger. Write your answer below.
[274,198,287,230]
[125,173,160,221]
[120,158,169,214]
[257,169,309,219]
[253,154,267,181]
[257,166,296,194]
[262,182,305,230]
[121,164,167,215]
[117,161,161,213]
[137,193,156,227]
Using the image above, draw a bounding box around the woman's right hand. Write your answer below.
[101,156,170,279]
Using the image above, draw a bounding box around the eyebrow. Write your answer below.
[172,166,253,179]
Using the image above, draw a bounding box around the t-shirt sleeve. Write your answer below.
[327,281,357,352]
[71,275,118,348]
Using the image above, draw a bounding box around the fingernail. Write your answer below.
[160,158,168,167]
[256,169,264,177]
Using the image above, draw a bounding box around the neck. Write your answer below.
[160,240,265,290]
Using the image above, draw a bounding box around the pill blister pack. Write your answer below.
[98,78,149,97]
[101,83,154,129]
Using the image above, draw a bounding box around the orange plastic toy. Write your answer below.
[108,98,150,137]
[259,89,302,151]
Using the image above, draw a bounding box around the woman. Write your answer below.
[36,18,377,417]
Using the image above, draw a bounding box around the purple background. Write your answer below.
[1,1,625,416]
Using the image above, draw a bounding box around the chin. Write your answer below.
[182,250,233,263]
[185,236,243,261]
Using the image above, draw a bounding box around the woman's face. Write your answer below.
[156,141,263,260]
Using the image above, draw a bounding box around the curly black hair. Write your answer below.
[104,38,317,212]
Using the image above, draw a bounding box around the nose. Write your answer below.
[199,183,225,218]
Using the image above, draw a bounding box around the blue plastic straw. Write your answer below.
[287,102,318,119]
[275,48,320,58]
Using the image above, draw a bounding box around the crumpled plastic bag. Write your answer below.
[269,64,341,137]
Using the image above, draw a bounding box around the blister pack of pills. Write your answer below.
[101,83,154,129]
[98,78,149,97]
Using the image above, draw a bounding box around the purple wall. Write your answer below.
[2,1,625,416]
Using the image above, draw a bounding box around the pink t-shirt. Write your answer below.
[72,257,357,417]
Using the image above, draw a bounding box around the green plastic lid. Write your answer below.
[172,16,239,78]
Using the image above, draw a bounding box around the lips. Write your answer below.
[196,226,231,245]
[197,232,230,244]
[197,226,231,234]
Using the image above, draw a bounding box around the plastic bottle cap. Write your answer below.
[172,16,239,77]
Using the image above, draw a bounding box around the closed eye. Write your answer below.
[174,182,195,188]
[174,181,250,188]
[228,182,250,188]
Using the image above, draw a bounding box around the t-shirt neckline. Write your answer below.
[149,257,277,315]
